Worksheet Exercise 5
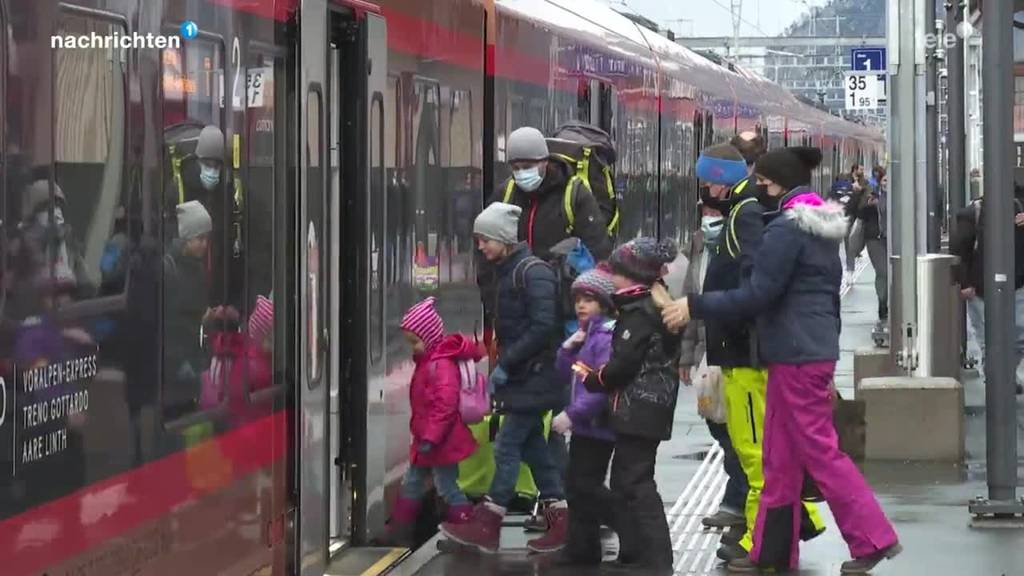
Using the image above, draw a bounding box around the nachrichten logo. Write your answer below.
[51,21,199,50]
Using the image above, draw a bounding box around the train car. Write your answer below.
[0,1,883,575]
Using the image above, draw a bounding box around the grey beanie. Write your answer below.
[177,200,212,240]
[195,125,224,161]
[507,127,549,162]
[473,202,521,245]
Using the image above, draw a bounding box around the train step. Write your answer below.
[325,546,409,576]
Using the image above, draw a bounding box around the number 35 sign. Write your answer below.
[845,73,884,111]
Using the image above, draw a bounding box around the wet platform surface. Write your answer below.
[390,256,1024,575]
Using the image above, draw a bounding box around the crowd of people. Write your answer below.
[384,126,904,574]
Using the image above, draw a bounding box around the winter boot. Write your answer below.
[525,502,569,553]
[445,503,474,524]
[701,508,746,529]
[438,500,504,553]
[375,497,420,546]
[840,542,903,574]
[716,541,748,562]
[725,557,761,573]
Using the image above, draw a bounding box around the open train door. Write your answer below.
[297,0,331,574]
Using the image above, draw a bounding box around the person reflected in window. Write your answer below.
[162,200,213,420]
[8,180,93,320]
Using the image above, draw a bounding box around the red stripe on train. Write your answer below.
[0,411,288,576]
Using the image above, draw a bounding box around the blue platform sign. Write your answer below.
[851,47,886,72]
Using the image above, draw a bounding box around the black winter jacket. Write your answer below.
[691,189,846,365]
[492,244,565,413]
[492,158,613,262]
[162,240,210,408]
[583,287,681,441]
[950,197,1024,294]
[702,176,764,368]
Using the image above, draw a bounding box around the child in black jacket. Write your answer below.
[580,237,680,574]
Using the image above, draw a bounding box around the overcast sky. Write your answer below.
[602,0,814,38]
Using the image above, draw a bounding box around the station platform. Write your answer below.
[385,256,1024,575]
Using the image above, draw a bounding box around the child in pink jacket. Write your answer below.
[200,295,273,422]
[382,297,478,545]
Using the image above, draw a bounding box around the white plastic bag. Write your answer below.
[695,354,726,424]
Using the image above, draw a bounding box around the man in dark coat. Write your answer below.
[951,187,1024,395]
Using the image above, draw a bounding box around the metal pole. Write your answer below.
[890,0,921,372]
[926,1,942,252]
[946,1,968,361]
[981,0,1018,505]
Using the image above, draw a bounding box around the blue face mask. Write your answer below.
[701,216,723,242]
[513,166,544,192]
[200,164,221,190]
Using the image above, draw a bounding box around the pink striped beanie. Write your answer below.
[400,297,445,350]
[249,295,274,342]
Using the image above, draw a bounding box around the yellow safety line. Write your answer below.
[357,547,408,576]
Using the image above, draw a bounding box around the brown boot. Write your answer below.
[525,503,568,553]
[438,501,503,554]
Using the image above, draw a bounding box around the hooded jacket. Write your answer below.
[583,287,681,441]
[690,188,847,365]
[555,316,615,441]
[409,334,479,467]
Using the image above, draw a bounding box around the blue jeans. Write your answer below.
[490,412,565,506]
[706,419,749,514]
[966,290,1024,382]
[401,463,468,506]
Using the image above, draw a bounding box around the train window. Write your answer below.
[306,90,324,387]
[244,51,280,400]
[528,99,546,132]
[577,78,591,123]
[159,33,228,417]
[509,96,525,132]
[29,13,128,319]
[448,90,476,279]
[370,92,385,365]
[599,83,614,135]
[161,38,224,128]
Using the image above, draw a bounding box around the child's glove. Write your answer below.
[552,411,572,434]
[417,441,433,454]
[488,365,509,394]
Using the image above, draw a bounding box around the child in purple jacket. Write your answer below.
[550,265,618,564]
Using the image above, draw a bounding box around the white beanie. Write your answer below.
[177,200,212,240]
[473,202,521,245]
[507,127,549,162]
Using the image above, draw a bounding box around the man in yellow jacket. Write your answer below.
[695,135,825,562]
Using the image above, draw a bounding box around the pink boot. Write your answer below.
[446,503,474,524]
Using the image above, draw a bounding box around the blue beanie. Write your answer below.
[696,144,748,186]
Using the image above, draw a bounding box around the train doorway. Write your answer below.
[294,1,388,574]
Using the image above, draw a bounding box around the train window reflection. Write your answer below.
[9,14,127,326]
